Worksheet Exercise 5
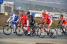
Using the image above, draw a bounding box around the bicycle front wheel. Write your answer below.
[3,25,12,35]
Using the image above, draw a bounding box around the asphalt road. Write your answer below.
[0,30,67,44]
[0,29,67,39]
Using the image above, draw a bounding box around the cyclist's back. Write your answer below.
[12,15,19,24]
[42,11,52,24]
[59,15,67,26]
[20,14,28,27]
[27,11,35,27]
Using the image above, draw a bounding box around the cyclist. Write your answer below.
[27,11,35,29]
[27,11,35,35]
[42,10,53,34]
[19,10,30,35]
[7,13,19,33]
[59,15,67,34]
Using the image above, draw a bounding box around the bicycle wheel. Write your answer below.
[3,25,12,35]
[30,29,36,37]
[35,27,40,36]
[39,32,45,38]
[38,28,45,38]
[16,27,23,36]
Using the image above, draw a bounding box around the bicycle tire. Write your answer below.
[37,28,45,38]
[16,27,23,36]
[3,25,12,35]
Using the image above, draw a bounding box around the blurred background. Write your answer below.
[0,0,67,28]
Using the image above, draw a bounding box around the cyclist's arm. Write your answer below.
[27,19,29,26]
[19,17,22,23]
[58,20,63,26]
[16,18,19,23]
[7,16,12,22]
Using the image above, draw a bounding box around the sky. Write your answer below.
[5,0,67,10]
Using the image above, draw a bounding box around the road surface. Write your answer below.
[0,30,67,44]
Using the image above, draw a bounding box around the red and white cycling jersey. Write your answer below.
[20,15,29,27]
[60,17,67,26]
[42,14,52,24]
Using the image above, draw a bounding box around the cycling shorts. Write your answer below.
[12,22,17,25]
[62,22,67,27]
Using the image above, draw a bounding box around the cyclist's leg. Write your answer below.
[48,20,53,32]
[13,24,16,32]
[27,26,30,34]
[27,20,31,35]
[21,23,25,32]
[12,22,17,33]
[62,24,66,34]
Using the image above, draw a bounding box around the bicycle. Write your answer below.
[37,24,55,38]
[54,25,67,36]
[30,23,40,37]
